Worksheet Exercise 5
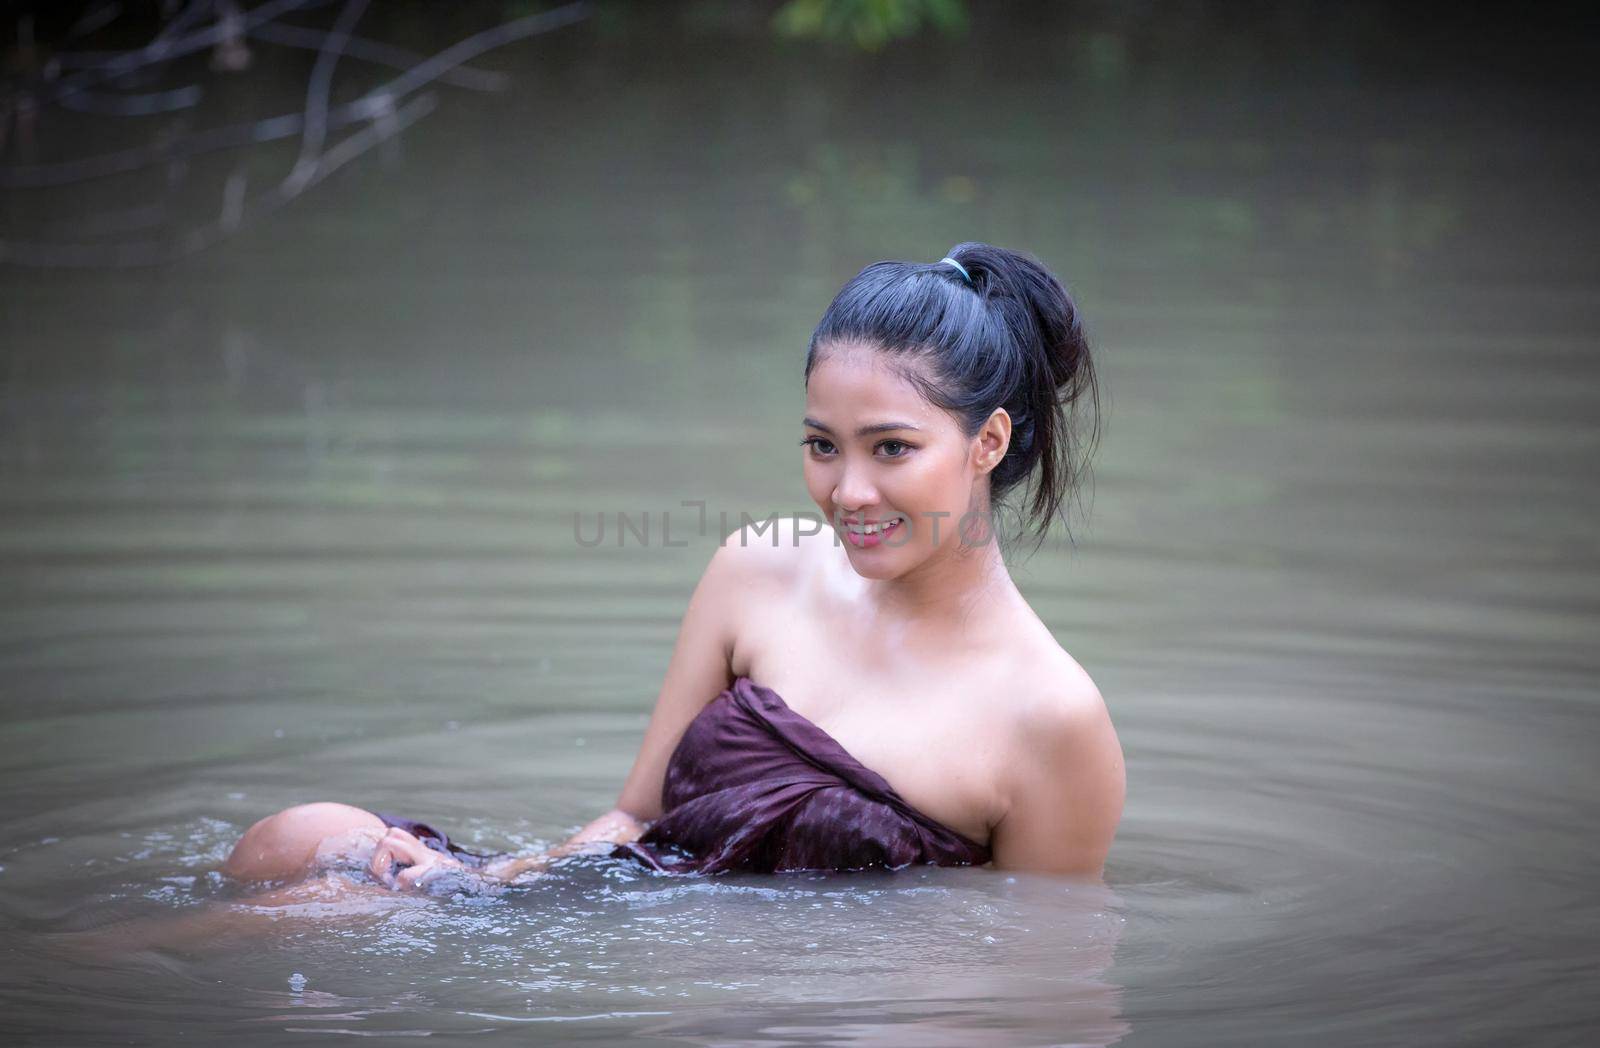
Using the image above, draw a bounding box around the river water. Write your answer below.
[2,5,1597,1045]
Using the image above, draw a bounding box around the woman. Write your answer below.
[221,242,1126,894]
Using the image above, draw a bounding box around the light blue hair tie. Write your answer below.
[939,256,971,283]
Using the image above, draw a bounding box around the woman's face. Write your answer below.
[802,341,1008,580]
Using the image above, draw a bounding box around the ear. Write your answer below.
[973,409,1012,475]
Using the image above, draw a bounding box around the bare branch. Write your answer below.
[0,0,594,267]
[54,84,204,116]
[367,0,589,105]
[42,0,339,106]
[287,0,369,194]
[247,21,509,92]
[3,1,588,189]
[0,92,436,269]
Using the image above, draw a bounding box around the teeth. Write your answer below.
[846,519,900,534]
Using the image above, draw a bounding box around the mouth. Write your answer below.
[841,516,904,540]
[838,521,902,537]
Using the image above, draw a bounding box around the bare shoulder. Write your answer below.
[713,514,832,591]
[1009,643,1110,734]
[992,640,1118,784]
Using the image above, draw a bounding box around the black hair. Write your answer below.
[803,241,1101,555]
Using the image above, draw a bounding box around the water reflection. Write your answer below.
[50,854,1127,1044]
[2,1,593,266]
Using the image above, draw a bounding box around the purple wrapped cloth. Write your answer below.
[613,676,992,874]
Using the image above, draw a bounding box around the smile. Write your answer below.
[841,518,904,548]
[844,519,902,535]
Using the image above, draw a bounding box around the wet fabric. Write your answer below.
[612,676,992,874]
[372,811,505,870]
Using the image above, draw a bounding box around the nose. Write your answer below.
[831,461,879,517]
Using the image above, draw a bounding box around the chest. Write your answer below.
[730,594,1013,845]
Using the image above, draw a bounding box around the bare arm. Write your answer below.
[474,807,649,882]
[612,533,747,821]
[988,679,1126,877]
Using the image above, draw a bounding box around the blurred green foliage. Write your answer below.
[497,0,968,48]
[771,0,966,50]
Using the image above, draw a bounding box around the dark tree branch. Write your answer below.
[0,1,593,267]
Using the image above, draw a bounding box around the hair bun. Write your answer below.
[806,241,1100,552]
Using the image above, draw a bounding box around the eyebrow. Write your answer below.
[802,417,923,437]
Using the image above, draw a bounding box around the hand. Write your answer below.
[368,826,466,891]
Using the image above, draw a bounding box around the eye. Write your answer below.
[799,436,836,456]
[878,439,912,458]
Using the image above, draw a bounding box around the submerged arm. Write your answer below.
[479,536,751,884]
[366,808,650,890]
[401,537,748,890]
[475,807,649,882]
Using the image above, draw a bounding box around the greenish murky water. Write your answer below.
[2,5,1597,1045]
